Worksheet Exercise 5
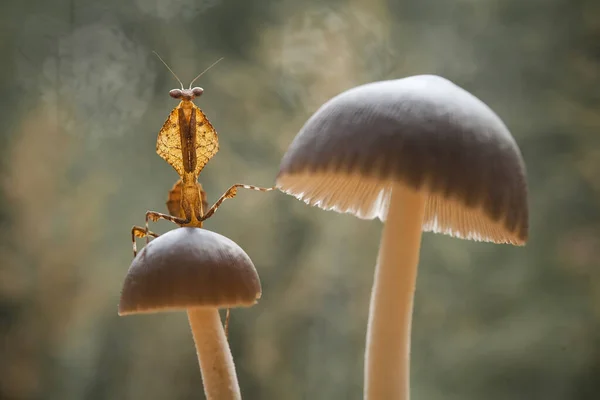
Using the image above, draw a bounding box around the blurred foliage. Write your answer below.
[0,0,599,399]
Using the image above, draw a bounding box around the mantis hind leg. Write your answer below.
[131,226,160,257]
[201,184,276,221]
[144,211,188,245]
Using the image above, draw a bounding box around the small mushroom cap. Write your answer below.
[119,227,261,315]
[277,75,528,245]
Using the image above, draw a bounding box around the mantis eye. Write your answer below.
[191,87,204,97]
[169,89,183,99]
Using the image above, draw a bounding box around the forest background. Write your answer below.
[1,0,599,399]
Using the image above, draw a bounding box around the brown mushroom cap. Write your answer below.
[119,227,261,315]
[277,75,528,245]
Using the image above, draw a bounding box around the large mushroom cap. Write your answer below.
[277,75,528,245]
[119,227,262,315]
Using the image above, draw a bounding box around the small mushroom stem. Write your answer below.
[187,307,242,400]
[364,184,426,400]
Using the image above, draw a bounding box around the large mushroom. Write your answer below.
[119,227,261,400]
[276,75,528,399]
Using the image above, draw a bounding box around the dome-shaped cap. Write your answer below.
[119,227,261,315]
[277,75,528,245]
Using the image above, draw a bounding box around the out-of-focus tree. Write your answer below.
[0,0,598,399]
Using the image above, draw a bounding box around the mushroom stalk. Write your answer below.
[365,184,426,400]
[188,307,242,400]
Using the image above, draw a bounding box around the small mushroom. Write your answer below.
[276,75,528,399]
[119,227,261,400]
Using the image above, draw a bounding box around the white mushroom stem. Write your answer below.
[365,183,427,400]
[188,307,242,400]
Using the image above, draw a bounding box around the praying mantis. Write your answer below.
[131,55,274,255]
[130,56,274,333]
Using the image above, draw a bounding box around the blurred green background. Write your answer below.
[1,0,599,399]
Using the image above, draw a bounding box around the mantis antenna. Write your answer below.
[152,50,184,90]
[189,58,224,88]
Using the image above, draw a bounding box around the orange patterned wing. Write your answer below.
[157,105,185,176]
[192,104,219,176]
[166,179,209,218]
[166,179,184,218]
[156,102,219,177]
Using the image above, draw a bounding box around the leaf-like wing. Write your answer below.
[192,105,219,176]
[156,103,219,177]
[157,105,185,176]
